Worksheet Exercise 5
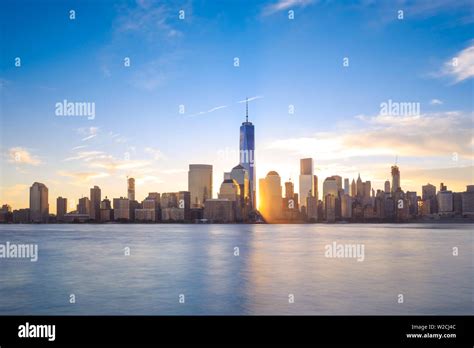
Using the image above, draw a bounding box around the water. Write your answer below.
[0,224,472,315]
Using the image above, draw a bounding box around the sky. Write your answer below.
[1,0,473,211]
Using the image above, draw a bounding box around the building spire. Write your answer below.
[246,97,248,122]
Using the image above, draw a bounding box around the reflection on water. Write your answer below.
[0,223,472,315]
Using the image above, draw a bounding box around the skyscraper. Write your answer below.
[299,158,314,210]
[344,178,350,195]
[391,165,400,193]
[56,196,67,222]
[230,165,249,200]
[356,174,363,197]
[29,182,49,223]
[313,175,319,200]
[331,175,343,191]
[258,171,282,222]
[384,180,391,194]
[239,98,256,210]
[188,164,213,208]
[77,197,90,216]
[285,180,294,198]
[90,185,101,221]
[422,183,437,214]
[127,177,135,201]
[323,177,338,199]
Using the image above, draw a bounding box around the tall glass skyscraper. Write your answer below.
[239,99,255,209]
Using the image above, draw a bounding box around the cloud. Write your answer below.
[7,147,42,166]
[144,147,166,160]
[58,170,110,183]
[71,145,88,150]
[114,0,181,40]
[135,175,164,185]
[0,184,29,198]
[187,105,228,117]
[263,0,315,15]
[441,42,474,83]
[430,99,443,105]
[237,96,264,103]
[77,127,99,141]
[64,151,109,162]
[264,111,473,160]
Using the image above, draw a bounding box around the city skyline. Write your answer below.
[1,0,473,211]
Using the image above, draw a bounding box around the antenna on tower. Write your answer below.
[246,97,248,123]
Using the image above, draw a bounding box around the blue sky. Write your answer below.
[1,0,473,210]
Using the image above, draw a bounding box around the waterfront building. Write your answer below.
[30,182,49,223]
[203,199,235,222]
[90,185,101,221]
[299,158,314,210]
[113,197,130,221]
[56,197,67,222]
[391,165,400,193]
[239,99,256,209]
[259,171,283,222]
[188,164,213,208]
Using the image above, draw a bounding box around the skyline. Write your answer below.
[1,0,473,211]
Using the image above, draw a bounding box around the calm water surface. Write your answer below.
[0,223,472,315]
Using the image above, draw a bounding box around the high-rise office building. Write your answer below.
[56,196,67,222]
[259,171,282,222]
[351,179,356,197]
[239,99,256,210]
[90,185,101,221]
[100,196,113,222]
[77,197,90,216]
[341,194,352,219]
[285,180,294,198]
[344,178,350,195]
[113,197,130,220]
[461,185,474,215]
[331,175,342,191]
[230,164,250,214]
[437,190,453,213]
[188,164,213,208]
[127,177,135,201]
[30,182,49,223]
[391,165,400,193]
[356,174,363,197]
[422,183,437,214]
[299,158,314,210]
[313,175,319,200]
[384,180,391,194]
[323,177,338,200]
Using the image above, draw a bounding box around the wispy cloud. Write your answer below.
[71,145,88,151]
[114,0,182,40]
[78,127,99,141]
[264,111,473,160]
[440,42,474,83]
[187,105,228,117]
[58,170,110,183]
[237,96,264,103]
[144,147,166,160]
[7,147,42,166]
[430,99,443,105]
[263,0,315,15]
